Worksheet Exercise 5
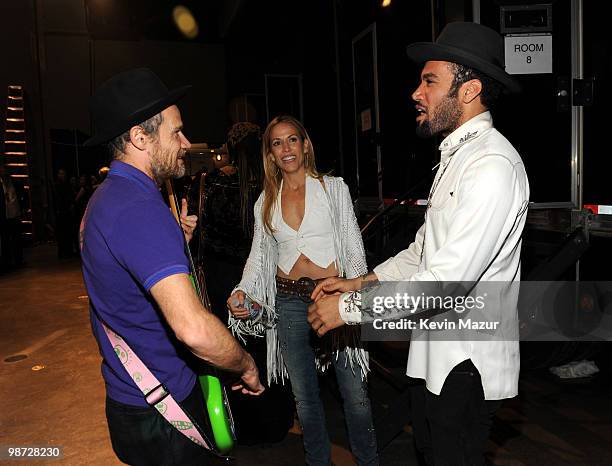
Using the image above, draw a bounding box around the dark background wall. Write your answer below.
[1,0,610,242]
[0,0,46,236]
[1,0,439,241]
[223,0,341,173]
[0,0,227,239]
[223,0,437,199]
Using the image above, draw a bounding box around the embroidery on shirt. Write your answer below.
[459,130,478,144]
[342,291,362,325]
[343,290,361,312]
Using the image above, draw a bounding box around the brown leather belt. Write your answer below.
[276,276,327,302]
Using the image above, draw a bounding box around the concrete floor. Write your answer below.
[1,245,611,465]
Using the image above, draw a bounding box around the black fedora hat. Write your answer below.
[84,68,191,146]
[406,22,521,93]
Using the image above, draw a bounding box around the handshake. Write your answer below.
[226,275,368,336]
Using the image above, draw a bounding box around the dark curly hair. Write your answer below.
[446,63,503,109]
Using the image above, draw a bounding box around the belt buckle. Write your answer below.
[144,383,170,407]
[296,277,316,302]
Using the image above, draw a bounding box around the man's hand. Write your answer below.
[180,198,197,243]
[231,355,265,396]
[308,294,345,337]
[310,276,361,302]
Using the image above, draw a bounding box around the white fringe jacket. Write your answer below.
[229,175,370,385]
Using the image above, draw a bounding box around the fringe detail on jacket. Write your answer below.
[228,176,369,385]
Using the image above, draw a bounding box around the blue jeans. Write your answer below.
[276,293,379,466]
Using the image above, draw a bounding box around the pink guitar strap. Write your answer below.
[101,322,213,450]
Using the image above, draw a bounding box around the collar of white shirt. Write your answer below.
[438,111,494,162]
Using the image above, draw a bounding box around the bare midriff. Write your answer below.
[276,254,338,281]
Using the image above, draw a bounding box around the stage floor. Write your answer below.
[1,245,611,465]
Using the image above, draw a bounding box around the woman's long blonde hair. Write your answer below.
[261,115,322,234]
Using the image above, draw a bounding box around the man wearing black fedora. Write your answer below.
[80,68,264,465]
[308,22,529,465]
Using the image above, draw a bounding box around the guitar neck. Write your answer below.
[164,179,206,304]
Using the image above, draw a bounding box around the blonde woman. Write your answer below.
[227,115,378,465]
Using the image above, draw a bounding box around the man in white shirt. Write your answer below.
[308,22,529,465]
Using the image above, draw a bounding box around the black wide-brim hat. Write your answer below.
[406,22,521,93]
[84,68,191,146]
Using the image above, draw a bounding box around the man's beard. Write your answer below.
[416,93,463,139]
[150,142,185,184]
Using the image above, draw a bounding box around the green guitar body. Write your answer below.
[199,374,235,454]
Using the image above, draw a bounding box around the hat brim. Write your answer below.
[83,85,192,147]
[406,42,521,94]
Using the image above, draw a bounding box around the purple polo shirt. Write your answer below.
[81,161,195,406]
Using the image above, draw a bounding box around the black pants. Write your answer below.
[106,383,210,466]
[410,360,502,466]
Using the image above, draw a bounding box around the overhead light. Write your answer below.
[172,5,199,39]
[216,154,222,161]
[382,0,391,7]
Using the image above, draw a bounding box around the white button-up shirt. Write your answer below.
[341,111,529,400]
